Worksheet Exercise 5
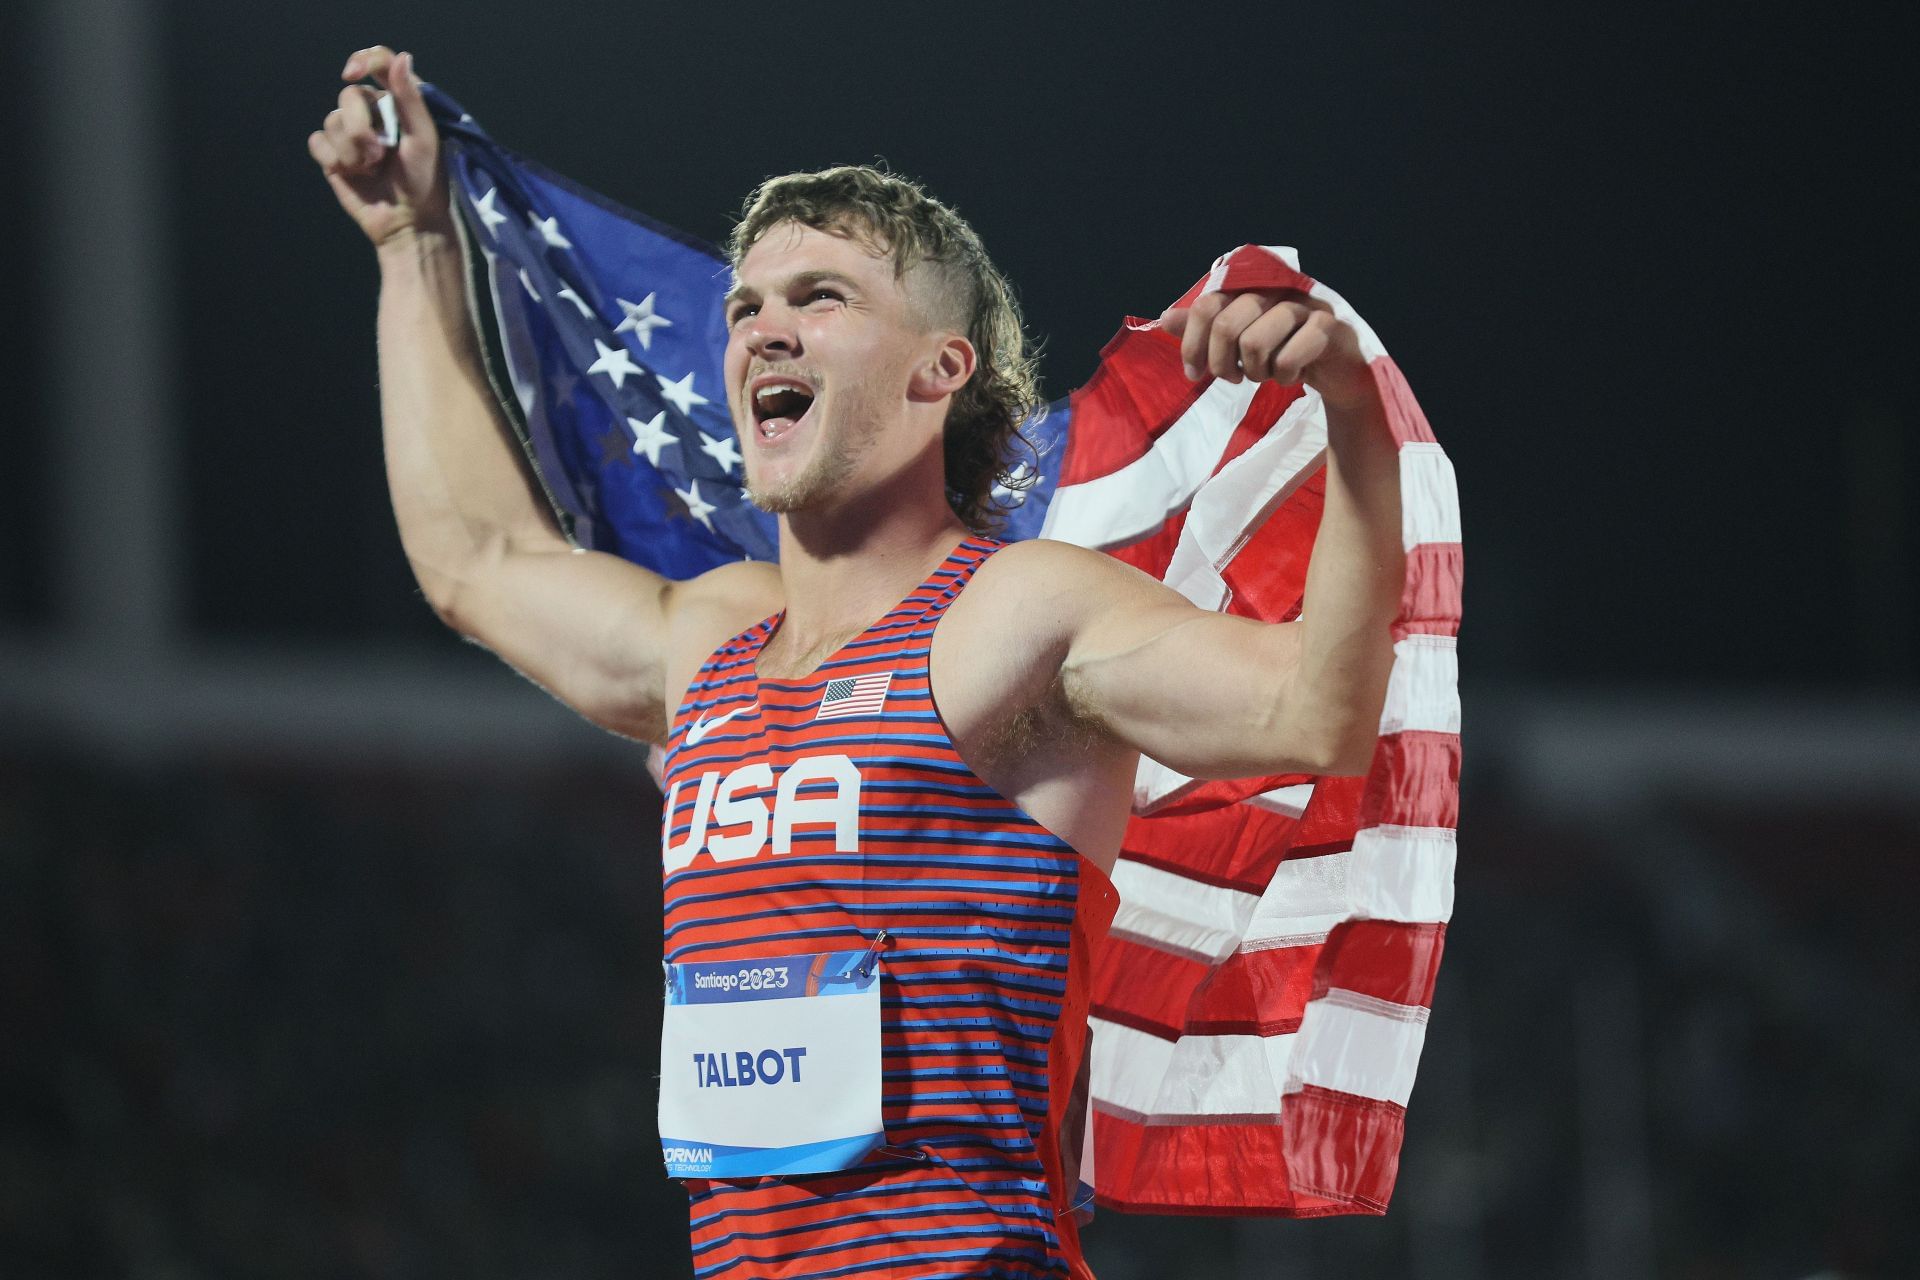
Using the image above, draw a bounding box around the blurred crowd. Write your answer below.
[2,749,1913,1279]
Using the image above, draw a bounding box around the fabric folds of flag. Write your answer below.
[418,85,1461,1219]
[1050,247,1462,1217]
[418,83,777,578]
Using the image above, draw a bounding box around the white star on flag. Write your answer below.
[588,338,641,390]
[658,371,709,415]
[675,479,717,531]
[528,211,573,250]
[470,187,509,238]
[555,286,594,319]
[699,431,742,473]
[614,292,673,350]
[518,268,541,302]
[628,412,677,466]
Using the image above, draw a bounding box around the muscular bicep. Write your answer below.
[1052,553,1327,779]
[444,537,780,744]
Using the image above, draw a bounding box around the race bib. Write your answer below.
[658,946,884,1179]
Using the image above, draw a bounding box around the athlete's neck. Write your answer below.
[768,476,970,677]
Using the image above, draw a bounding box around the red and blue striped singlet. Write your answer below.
[659,537,1118,1280]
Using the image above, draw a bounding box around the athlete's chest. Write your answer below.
[661,676,896,876]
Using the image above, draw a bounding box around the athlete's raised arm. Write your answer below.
[1017,286,1405,779]
[308,46,778,742]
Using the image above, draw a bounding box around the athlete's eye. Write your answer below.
[727,303,759,326]
[806,289,842,306]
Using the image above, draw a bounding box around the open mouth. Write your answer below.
[750,379,817,443]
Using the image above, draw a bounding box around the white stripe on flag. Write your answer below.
[1399,441,1462,551]
[1110,858,1261,963]
[1147,1031,1284,1120]
[1377,634,1461,736]
[1283,989,1429,1106]
[1202,246,1243,294]
[1041,376,1263,550]
[1128,756,1205,817]
[1091,1019,1303,1122]
[1088,1016,1179,1119]
[1132,758,1314,818]
[1132,754,1202,813]
[1348,823,1457,923]
[1241,852,1350,950]
[1160,392,1325,610]
[1246,781,1315,817]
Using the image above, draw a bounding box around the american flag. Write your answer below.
[420,84,1460,1218]
[1058,246,1461,1216]
[815,672,893,721]
[417,85,776,575]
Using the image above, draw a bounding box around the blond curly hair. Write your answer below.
[728,166,1042,532]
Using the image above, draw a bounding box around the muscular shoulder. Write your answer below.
[934,539,1149,857]
[661,559,785,715]
[939,538,1159,705]
[959,537,1178,634]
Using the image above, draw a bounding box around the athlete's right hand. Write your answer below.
[307,47,449,250]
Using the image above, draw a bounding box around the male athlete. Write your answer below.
[311,45,1407,1280]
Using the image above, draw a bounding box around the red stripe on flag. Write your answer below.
[1282,1083,1408,1213]
[1058,325,1202,485]
[1292,774,1367,844]
[1103,506,1191,580]
[1221,381,1308,470]
[1091,935,1210,1038]
[1092,1111,1362,1217]
[1118,845,1286,895]
[1371,356,1435,447]
[1397,541,1464,639]
[1360,732,1461,830]
[1130,761,1357,819]
[1117,799,1306,888]
[1220,468,1324,623]
[1081,248,1458,1220]
[1312,919,1448,1009]
[1184,942,1319,1035]
[1130,770,1279,816]
[1217,245,1319,297]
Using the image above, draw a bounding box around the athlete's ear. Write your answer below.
[908,333,976,402]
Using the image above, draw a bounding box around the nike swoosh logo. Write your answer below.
[685,705,756,746]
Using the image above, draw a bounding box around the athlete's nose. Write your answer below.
[742,309,803,362]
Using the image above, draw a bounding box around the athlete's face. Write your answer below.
[723,222,944,514]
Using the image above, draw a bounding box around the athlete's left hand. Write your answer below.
[1159,289,1373,411]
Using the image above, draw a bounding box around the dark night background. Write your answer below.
[2,3,1914,1278]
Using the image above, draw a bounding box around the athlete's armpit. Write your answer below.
[444,542,781,746]
[986,539,1349,780]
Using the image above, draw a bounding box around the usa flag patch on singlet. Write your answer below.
[814,672,891,720]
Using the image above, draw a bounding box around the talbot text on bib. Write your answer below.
[693,1047,809,1088]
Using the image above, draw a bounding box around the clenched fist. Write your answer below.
[307,47,449,250]
[1160,288,1373,412]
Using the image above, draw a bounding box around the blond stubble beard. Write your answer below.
[742,376,888,514]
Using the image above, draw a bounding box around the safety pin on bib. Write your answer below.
[856,929,890,980]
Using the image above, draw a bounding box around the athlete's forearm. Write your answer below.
[373,224,565,622]
[1282,389,1406,774]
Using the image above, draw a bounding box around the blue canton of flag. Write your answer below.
[415,83,1067,578]
[418,83,773,576]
